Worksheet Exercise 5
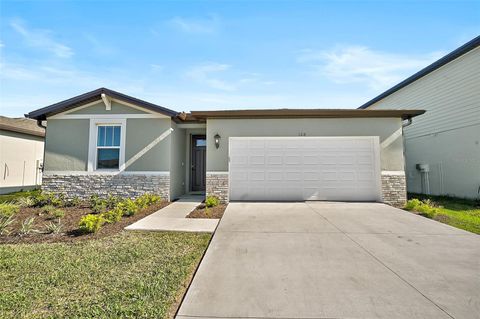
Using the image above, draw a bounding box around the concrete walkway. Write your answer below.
[177,202,480,319]
[125,195,218,233]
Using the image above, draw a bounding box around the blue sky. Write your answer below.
[0,0,479,117]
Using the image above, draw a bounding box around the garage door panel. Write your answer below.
[229,137,381,202]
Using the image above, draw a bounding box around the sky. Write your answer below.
[0,0,479,117]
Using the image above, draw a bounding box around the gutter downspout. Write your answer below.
[401,117,413,197]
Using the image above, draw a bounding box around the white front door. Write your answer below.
[229,137,381,202]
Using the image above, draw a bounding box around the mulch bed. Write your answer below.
[186,203,227,219]
[0,202,169,245]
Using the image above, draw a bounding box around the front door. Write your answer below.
[191,135,206,191]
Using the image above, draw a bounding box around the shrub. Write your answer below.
[0,215,15,235]
[404,199,422,211]
[134,194,161,209]
[45,220,62,234]
[33,192,64,207]
[116,199,139,217]
[52,209,65,219]
[0,203,20,218]
[41,205,57,215]
[102,209,123,224]
[78,214,105,233]
[205,196,220,208]
[65,196,82,207]
[91,201,108,214]
[15,196,36,208]
[105,194,121,209]
[19,217,36,236]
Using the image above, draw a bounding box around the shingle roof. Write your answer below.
[0,116,45,137]
[358,35,480,109]
[26,87,179,120]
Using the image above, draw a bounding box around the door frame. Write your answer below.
[190,134,207,192]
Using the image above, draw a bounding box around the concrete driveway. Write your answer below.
[177,202,480,319]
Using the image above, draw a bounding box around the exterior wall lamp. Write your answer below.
[214,133,221,149]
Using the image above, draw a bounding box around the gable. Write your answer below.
[68,101,150,115]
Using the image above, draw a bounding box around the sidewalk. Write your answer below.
[125,195,219,233]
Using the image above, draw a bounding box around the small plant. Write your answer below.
[52,208,65,219]
[33,192,64,207]
[0,202,20,218]
[19,217,36,236]
[117,199,139,217]
[78,214,105,233]
[91,201,108,214]
[404,199,422,211]
[41,205,57,215]
[15,196,36,208]
[101,208,123,224]
[45,220,62,234]
[0,215,15,235]
[205,196,220,208]
[65,196,82,207]
[105,194,121,209]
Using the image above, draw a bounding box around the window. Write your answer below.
[96,125,121,169]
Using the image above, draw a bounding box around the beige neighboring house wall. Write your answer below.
[0,117,45,194]
[367,46,480,199]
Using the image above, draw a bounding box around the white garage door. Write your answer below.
[229,137,381,202]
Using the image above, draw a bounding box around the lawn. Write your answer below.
[0,231,211,319]
[406,193,480,234]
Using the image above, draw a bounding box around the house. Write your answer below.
[27,88,424,207]
[0,116,45,194]
[359,36,480,199]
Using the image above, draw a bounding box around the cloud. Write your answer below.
[185,62,235,91]
[298,46,444,90]
[10,18,73,58]
[168,15,219,34]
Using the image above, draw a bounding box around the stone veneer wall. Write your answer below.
[206,172,229,203]
[381,171,407,207]
[42,173,170,201]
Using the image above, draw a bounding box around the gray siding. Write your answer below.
[169,123,186,200]
[206,118,404,172]
[369,47,480,198]
[370,47,480,138]
[44,119,89,171]
[125,118,171,171]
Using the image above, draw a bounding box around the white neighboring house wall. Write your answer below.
[367,46,480,199]
[0,130,44,194]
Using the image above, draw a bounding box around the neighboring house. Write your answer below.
[0,116,45,194]
[359,36,480,199]
[27,88,424,206]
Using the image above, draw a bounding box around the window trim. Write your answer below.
[88,118,126,172]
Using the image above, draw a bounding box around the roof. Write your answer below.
[358,35,480,109]
[0,116,45,137]
[26,88,179,120]
[189,109,425,120]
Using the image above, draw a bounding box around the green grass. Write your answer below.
[0,189,41,204]
[0,231,211,318]
[407,193,480,234]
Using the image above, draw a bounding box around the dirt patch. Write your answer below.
[433,214,450,224]
[186,203,227,219]
[0,202,169,245]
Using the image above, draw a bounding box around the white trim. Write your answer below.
[43,171,170,176]
[380,128,402,149]
[381,171,406,176]
[50,114,167,119]
[101,93,111,111]
[88,118,126,172]
[48,98,170,119]
[206,171,229,175]
[177,123,207,129]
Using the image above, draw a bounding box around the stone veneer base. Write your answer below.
[381,171,407,207]
[42,173,170,201]
[206,172,229,203]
